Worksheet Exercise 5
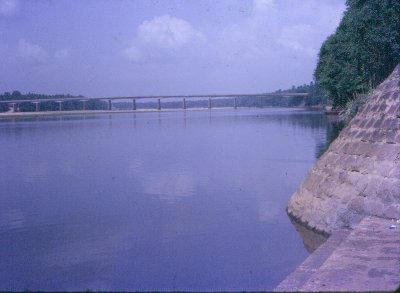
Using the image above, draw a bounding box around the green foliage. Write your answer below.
[315,0,400,109]
[237,81,326,108]
[342,93,369,123]
[0,92,107,112]
[278,81,327,107]
[0,103,9,112]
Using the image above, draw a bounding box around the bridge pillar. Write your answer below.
[33,102,40,112]
[11,103,17,112]
[57,101,63,111]
[208,97,212,109]
[132,98,136,110]
[157,98,161,110]
[183,98,186,110]
[108,99,112,110]
[234,97,237,109]
[81,100,87,111]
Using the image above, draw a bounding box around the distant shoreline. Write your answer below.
[0,106,321,120]
[0,107,226,119]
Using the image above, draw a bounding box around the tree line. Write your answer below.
[1,83,327,113]
[315,0,400,109]
[0,91,107,112]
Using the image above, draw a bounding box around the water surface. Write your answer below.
[0,108,329,291]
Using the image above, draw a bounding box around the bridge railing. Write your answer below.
[0,93,308,113]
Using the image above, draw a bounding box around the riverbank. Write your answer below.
[275,216,400,291]
[0,107,228,119]
[280,64,400,291]
[287,64,400,234]
[0,106,320,119]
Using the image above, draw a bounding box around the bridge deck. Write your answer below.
[0,93,307,104]
[274,216,400,292]
[0,107,241,119]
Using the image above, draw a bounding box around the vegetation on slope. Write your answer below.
[315,0,400,109]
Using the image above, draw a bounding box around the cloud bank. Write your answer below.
[124,15,205,62]
[0,0,20,17]
[17,39,48,63]
[0,0,346,97]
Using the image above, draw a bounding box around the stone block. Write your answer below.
[371,104,380,112]
[342,142,356,154]
[365,118,376,129]
[383,205,400,219]
[370,130,385,142]
[349,197,365,214]
[355,141,373,157]
[377,178,400,201]
[333,182,358,199]
[374,143,400,160]
[343,155,358,170]
[376,161,396,178]
[385,130,397,144]
[388,166,400,179]
[362,176,383,197]
[389,91,400,101]
[387,104,398,115]
[346,173,369,193]
[356,130,368,139]
[395,132,400,144]
[381,91,394,101]
[348,128,360,138]
[351,118,361,126]
[302,173,322,191]
[359,119,368,128]
[378,103,387,112]
[363,200,384,217]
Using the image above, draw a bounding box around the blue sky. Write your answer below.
[0,0,346,97]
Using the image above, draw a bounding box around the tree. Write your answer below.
[315,0,400,109]
[11,90,22,99]
[0,91,108,112]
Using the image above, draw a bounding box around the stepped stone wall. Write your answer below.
[288,64,400,234]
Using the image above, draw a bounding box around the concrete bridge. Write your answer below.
[0,92,308,113]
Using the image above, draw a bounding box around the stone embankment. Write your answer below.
[275,216,399,291]
[276,65,400,291]
[288,64,400,234]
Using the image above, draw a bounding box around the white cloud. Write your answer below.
[278,24,317,57]
[17,39,48,63]
[253,0,275,14]
[212,0,278,62]
[215,0,344,64]
[123,15,205,62]
[55,48,70,59]
[123,45,143,62]
[137,15,205,49]
[0,0,19,17]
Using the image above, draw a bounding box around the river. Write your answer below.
[0,108,332,291]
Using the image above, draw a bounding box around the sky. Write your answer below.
[0,0,346,97]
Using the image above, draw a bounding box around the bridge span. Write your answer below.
[0,92,308,113]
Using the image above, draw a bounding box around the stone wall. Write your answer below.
[287,64,400,234]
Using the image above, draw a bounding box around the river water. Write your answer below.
[0,108,331,291]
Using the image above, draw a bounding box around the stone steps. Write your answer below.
[274,216,400,292]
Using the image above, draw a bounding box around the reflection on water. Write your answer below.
[0,108,333,291]
[316,117,344,158]
[0,209,27,233]
[288,215,329,253]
